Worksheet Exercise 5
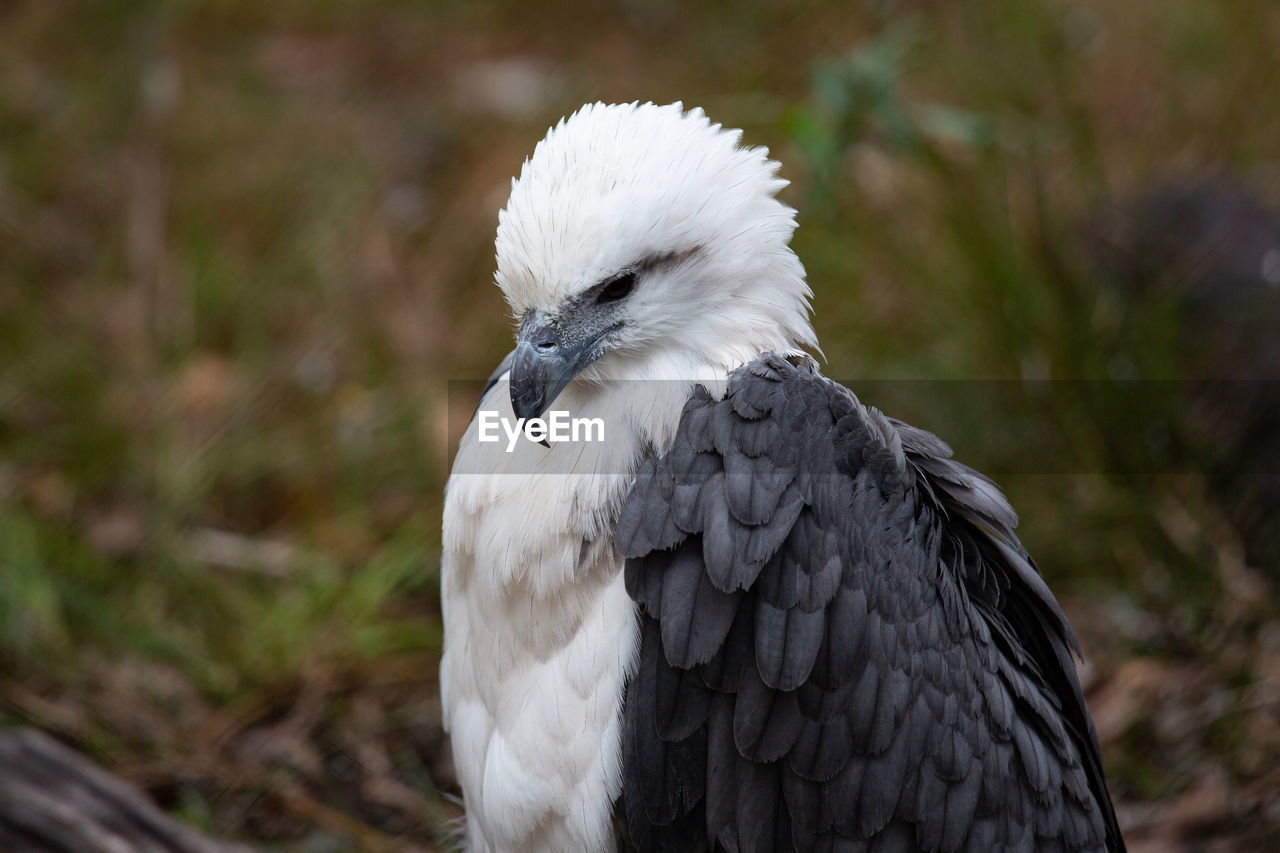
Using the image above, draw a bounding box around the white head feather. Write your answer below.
[494,101,818,378]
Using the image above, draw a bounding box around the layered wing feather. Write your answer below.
[615,354,1123,853]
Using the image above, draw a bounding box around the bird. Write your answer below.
[441,101,1125,853]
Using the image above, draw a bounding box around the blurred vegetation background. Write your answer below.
[2,0,1278,850]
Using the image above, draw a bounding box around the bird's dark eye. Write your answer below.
[596,272,636,304]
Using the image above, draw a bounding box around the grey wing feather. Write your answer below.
[615,354,1124,853]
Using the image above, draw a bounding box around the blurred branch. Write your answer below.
[0,727,250,853]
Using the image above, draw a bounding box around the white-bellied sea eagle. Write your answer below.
[441,101,1125,853]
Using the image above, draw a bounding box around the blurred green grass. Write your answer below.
[2,0,1279,848]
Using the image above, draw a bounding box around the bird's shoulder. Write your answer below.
[469,350,516,421]
[614,353,1121,853]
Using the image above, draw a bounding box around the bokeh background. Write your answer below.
[3,1,1279,850]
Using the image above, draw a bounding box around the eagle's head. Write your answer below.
[494,102,816,420]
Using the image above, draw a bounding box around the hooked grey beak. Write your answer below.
[509,310,604,422]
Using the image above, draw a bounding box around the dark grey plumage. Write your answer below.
[614,354,1124,853]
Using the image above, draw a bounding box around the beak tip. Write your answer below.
[509,389,543,423]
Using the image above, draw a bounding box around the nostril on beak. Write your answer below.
[536,340,559,354]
